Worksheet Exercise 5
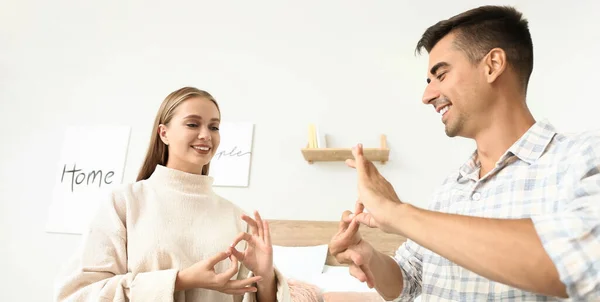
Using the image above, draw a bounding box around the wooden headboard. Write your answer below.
[267,219,407,266]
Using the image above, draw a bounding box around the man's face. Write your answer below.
[421,33,487,138]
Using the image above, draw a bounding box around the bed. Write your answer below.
[267,219,421,302]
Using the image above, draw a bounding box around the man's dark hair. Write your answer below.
[416,5,534,90]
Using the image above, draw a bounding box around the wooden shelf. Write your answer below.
[301,134,390,164]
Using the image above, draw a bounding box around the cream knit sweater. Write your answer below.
[54,164,291,302]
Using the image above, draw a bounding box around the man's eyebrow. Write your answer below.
[430,62,450,76]
[427,62,450,83]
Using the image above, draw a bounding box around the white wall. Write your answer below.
[1,0,599,300]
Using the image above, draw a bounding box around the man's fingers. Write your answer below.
[339,210,352,230]
[362,264,376,288]
[345,158,357,169]
[354,202,364,216]
[231,232,255,249]
[348,249,365,266]
[336,249,364,266]
[354,212,378,229]
[335,249,354,265]
[351,144,365,166]
[344,254,375,288]
[331,219,360,256]
[351,143,381,176]
[342,202,364,224]
[241,214,259,236]
[343,217,360,238]
[349,264,368,283]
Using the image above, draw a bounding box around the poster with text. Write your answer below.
[210,122,254,187]
[46,125,131,235]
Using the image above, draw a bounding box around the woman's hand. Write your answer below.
[229,211,275,280]
[175,250,262,295]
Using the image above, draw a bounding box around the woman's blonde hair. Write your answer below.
[136,87,220,181]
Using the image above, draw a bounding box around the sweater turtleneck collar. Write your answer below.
[148,164,214,194]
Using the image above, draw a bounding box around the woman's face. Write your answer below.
[159,97,221,174]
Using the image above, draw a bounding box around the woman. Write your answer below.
[54,87,291,302]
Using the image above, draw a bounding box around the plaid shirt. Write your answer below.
[391,120,600,301]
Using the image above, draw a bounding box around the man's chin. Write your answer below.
[444,120,465,138]
[445,131,458,138]
[444,125,458,137]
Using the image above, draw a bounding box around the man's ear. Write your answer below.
[483,47,507,83]
[158,124,169,146]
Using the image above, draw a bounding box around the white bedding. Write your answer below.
[311,265,377,293]
[308,265,421,302]
[270,244,420,301]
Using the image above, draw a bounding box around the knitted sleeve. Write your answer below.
[53,189,178,302]
[238,263,291,302]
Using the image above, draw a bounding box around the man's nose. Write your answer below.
[422,82,440,105]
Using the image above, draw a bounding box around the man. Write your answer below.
[328,5,600,302]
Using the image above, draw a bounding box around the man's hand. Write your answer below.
[343,203,380,229]
[328,204,376,288]
[329,203,363,255]
[345,143,403,233]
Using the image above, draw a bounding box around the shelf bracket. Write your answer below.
[380,134,387,164]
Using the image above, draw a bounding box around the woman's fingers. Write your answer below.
[205,250,233,269]
[263,220,271,246]
[226,275,263,289]
[241,214,259,236]
[231,232,255,249]
[221,276,262,295]
[219,254,239,281]
[228,246,245,262]
[254,211,264,240]
[224,287,258,295]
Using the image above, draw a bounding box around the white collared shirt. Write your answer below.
[392,120,600,302]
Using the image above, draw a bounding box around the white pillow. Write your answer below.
[314,265,376,293]
[272,244,329,283]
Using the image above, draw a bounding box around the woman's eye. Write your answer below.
[210,126,220,131]
[187,123,198,128]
